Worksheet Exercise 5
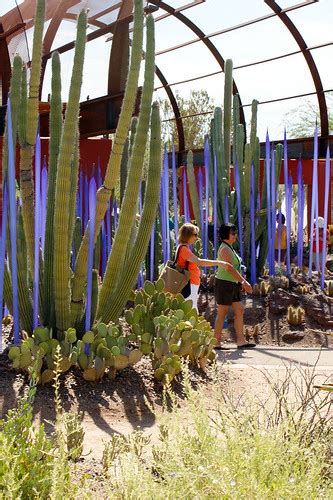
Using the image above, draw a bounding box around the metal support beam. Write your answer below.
[264,0,329,146]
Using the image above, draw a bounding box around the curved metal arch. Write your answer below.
[264,0,328,138]
[155,65,185,151]
[39,0,80,98]
[148,0,247,147]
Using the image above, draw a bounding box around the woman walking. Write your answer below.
[214,223,256,349]
[176,223,233,311]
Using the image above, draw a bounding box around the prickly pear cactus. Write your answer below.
[125,279,217,383]
[7,326,78,383]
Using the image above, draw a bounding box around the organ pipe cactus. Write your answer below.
[2,0,163,340]
[53,9,87,332]
[19,0,46,271]
[97,12,156,319]
[71,0,145,323]
[101,102,162,323]
[209,59,283,277]
[43,52,63,323]
[187,150,202,235]
[2,55,22,181]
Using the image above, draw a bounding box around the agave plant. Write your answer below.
[2,0,162,339]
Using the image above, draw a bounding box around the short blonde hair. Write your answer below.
[178,223,199,244]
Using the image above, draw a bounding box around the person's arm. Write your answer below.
[219,247,253,294]
[186,252,234,272]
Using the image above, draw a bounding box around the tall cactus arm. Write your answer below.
[26,0,45,146]
[120,116,138,206]
[212,107,224,224]
[2,55,22,182]
[4,263,13,314]
[223,59,233,181]
[43,52,63,323]
[254,137,260,207]
[19,0,45,273]
[249,100,258,164]
[17,208,33,334]
[68,128,80,257]
[71,0,144,323]
[18,65,27,147]
[232,94,240,167]
[97,13,155,319]
[101,102,162,323]
[187,150,202,234]
[235,123,245,212]
[53,10,87,333]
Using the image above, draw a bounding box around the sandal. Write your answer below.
[237,343,256,349]
[214,344,232,351]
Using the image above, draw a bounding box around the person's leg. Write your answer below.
[214,304,229,343]
[189,283,199,311]
[231,301,247,346]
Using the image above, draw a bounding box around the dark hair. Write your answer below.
[219,223,237,241]
[276,213,286,224]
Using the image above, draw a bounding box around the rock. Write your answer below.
[301,295,333,328]
[268,289,299,315]
[243,298,266,324]
[282,332,305,342]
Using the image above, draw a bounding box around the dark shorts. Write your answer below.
[214,278,242,305]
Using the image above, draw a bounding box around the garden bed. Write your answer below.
[198,270,333,348]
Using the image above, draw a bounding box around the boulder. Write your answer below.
[282,332,305,342]
[268,289,299,315]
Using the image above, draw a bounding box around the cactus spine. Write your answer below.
[53,10,87,332]
[71,0,144,323]
[102,102,162,323]
[43,52,63,323]
[97,13,155,319]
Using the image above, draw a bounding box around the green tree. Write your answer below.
[284,93,333,138]
[158,89,215,150]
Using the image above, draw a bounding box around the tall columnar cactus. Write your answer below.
[16,209,33,333]
[43,52,63,324]
[97,13,155,320]
[223,59,233,184]
[53,10,87,332]
[71,0,145,324]
[2,55,22,182]
[19,0,45,272]
[102,102,162,323]
[209,55,283,277]
[187,150,202,235]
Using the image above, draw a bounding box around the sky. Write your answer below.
[1,0,332,141]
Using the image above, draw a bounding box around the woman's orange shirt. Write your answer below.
[177,246,200,285]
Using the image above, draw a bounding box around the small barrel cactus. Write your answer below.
[327,280,333,297]
[287,306,305,326]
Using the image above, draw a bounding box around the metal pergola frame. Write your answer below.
[0,0,331,154]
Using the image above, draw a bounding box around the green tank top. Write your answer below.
[216,242,242,283]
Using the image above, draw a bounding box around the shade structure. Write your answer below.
[0,0,331,149]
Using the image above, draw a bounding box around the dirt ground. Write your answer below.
[198,271,333,348]
[0,271,332,469]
